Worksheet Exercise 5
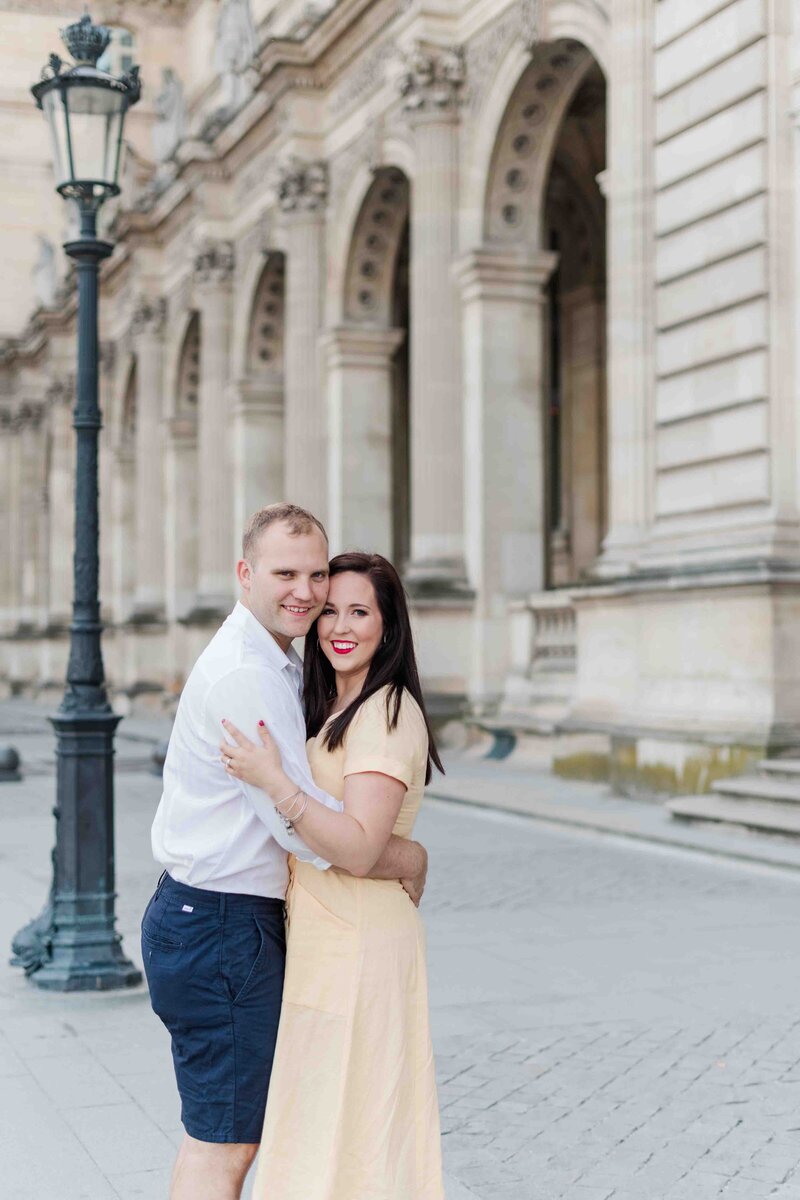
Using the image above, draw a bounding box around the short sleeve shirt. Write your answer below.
[307,686,429,840]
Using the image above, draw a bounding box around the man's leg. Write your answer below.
[170,1135,258,1200]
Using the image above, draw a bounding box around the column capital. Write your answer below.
[193,239,236,287]
[278,158,329,215]
[321,325,405,369]
[454,248,558,303]
[398,44,465,122]
[131,294,167,340]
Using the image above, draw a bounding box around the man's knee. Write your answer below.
[183,1133,258,1166]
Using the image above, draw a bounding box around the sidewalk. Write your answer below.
[4,699,800,1199]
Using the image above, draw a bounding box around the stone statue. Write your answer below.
[153,68,186,164]
[32,234,58,309]
[214,0,258,112]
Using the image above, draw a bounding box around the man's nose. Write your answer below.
[291,578,313,601]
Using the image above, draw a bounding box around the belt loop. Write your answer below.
[219,892,226,920]
[155,870,168,897]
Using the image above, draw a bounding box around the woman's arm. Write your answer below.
[221,719,408,878]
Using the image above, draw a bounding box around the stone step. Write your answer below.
[714,775,800,806]
[758,758,800,779]
[668,794,800,838]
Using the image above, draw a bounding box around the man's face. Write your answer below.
[237,521,329,651]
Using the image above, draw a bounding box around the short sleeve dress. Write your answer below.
[253,686,444,1200]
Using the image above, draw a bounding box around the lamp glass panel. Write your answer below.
[65,84,126,188]
[42,89,72,189]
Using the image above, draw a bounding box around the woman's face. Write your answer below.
[316,571,384,684]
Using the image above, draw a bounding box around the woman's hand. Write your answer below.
[220,719,291,798]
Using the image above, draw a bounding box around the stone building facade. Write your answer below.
[1,0,798,793]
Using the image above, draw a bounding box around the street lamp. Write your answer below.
[13,14,142,990]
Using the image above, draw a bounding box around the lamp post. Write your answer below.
[16,15,143,990]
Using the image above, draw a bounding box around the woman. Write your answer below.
[219,551,445,1200]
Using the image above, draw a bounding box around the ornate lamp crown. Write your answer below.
[60,13,111,66]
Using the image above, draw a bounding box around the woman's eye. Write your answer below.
[321,608,334,616]
[353,609,368,617]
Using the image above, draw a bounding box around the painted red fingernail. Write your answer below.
[258,720,265,727]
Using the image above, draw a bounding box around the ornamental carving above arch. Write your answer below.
[484,38,596,245]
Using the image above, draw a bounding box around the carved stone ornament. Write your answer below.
[12,401,47,432]
[99,340,117,377]
[398,44,465,117]
[277,159,329,214]
[132,295,168,338]
[518,0,540,52]
[153,68,187,164]
[46,377,74,408]
[194,240,236,285]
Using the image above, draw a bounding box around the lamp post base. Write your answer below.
[32,938,142,992]
[27,707,143,992]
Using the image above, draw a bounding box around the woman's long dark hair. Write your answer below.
[304,552,444,784]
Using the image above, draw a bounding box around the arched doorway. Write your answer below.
[234,251,286,532]
[328,167,410,559]
[543,65,606,586]
[484,39,607,590]
[165,313,200,620]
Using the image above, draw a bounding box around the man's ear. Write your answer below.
[236,558,252,591]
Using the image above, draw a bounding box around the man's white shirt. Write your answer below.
[151,602,343,898]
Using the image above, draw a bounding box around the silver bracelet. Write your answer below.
[274,790,310,836]
[275,786,303,809]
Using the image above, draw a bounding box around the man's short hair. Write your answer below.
[242,503,328,560]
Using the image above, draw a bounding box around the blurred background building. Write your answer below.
[0,0,796,797]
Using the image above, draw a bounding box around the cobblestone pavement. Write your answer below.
[2,702,800,1198]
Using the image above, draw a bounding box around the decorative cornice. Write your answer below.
[277,159,329,214]
[193,239,236,285]
[398,44,465,119]
[131,295,168,338]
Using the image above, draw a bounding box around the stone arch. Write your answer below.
[327,166,411,560]
[484,39,596,247]
[165,312,200,621]
[230,254,286,533]
[175,312,200,417]
[343,167,410,326]
[246,253,285,379]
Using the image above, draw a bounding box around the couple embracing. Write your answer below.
[142,502,445,1199]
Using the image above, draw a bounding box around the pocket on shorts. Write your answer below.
[221,914,269,1006]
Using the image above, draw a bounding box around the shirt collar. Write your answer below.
[230,601,303,676]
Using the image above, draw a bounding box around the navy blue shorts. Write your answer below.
[142,873,286,1144]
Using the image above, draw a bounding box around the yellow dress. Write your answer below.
[253,686,444,1200]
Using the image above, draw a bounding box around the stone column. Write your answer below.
[0,410,14,635]
[595,0,653,575]
[399,46,468,594]
[130,295,167,619]
[46,380,75,629]
[228,376,284,540]
[16,402,48,632]
[280,161,328,520]
[164,416,199,623]
[323,327,405,556]
[456,249,557,707]
[194,241,235,610]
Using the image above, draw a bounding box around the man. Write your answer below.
[143,503,428,1200]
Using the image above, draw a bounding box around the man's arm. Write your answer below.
[368,836,428,906]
